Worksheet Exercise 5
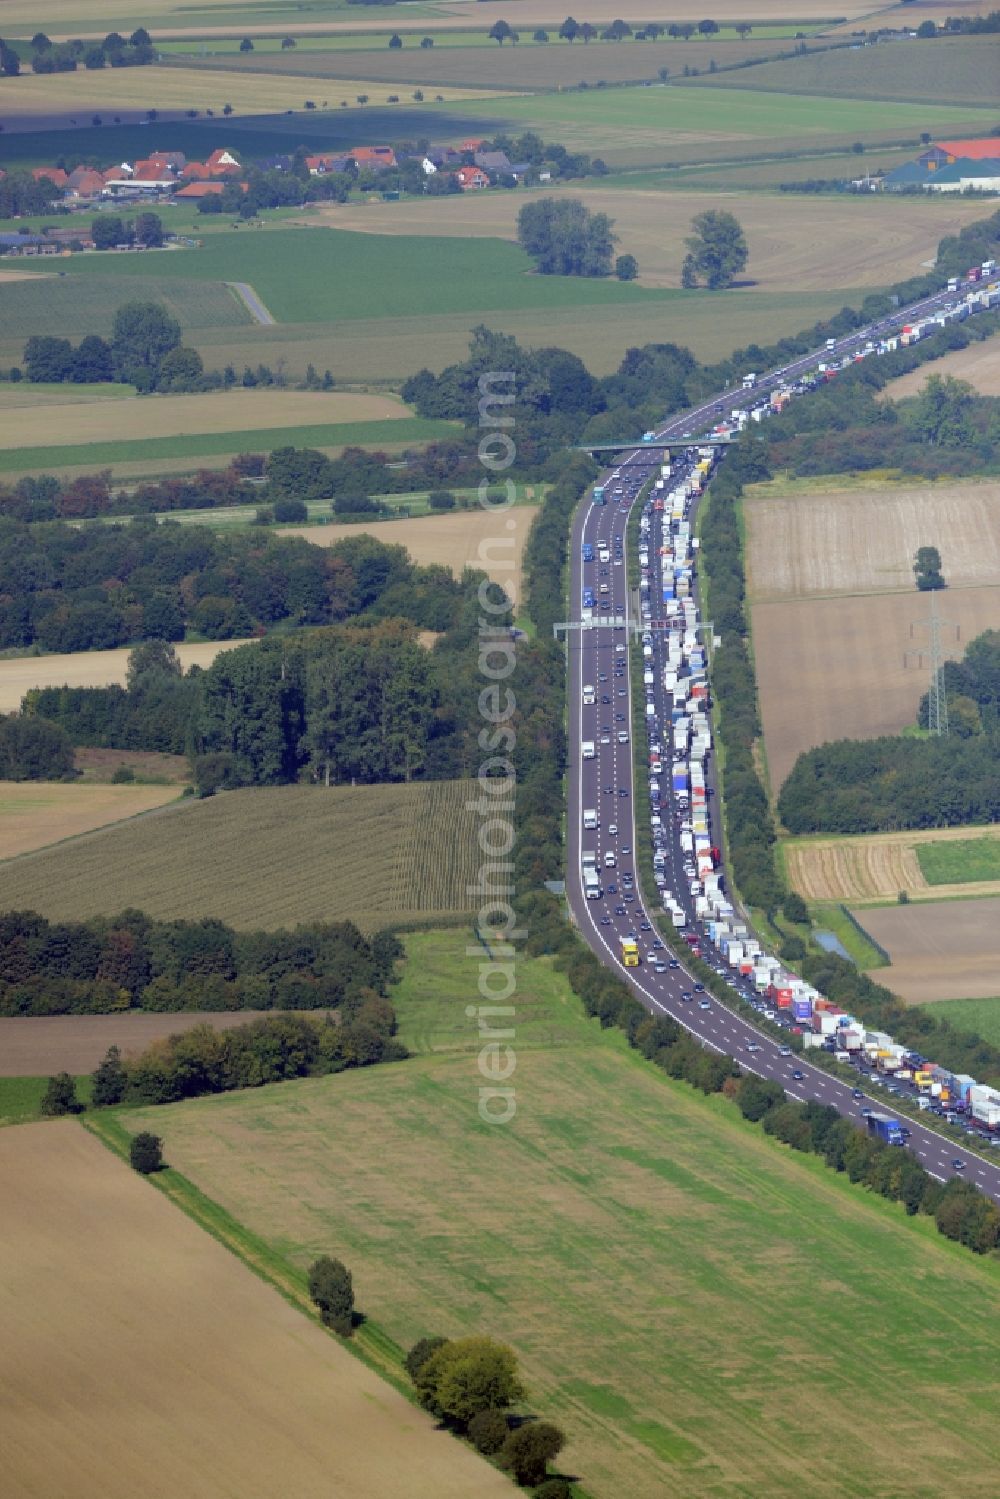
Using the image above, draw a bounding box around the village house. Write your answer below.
[455,165,490,191]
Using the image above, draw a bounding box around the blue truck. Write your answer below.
[582,542,594,562]
[867,1113,905,1146]
[583,588,595,609]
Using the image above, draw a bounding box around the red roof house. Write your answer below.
[31,167,68,188]
[349,145,397,169]
[174,180,247,198]
[455,165,490,191]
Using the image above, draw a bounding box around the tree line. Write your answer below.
[0,906,400,1018]
[22,301,207,394]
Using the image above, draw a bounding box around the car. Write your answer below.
[852,1089,864,1101]
[602,694,611,704]
[792,1070,804,1081]
[598,674,608,684]
[606,883,617,895]
[600,915,611,926]
[604,785,614,795]
[640,921,651,932]
[953,1159,967,1171]
[668,959,680,970]
[654,962,667,974]
[681,991,694,1001]
[652,940,664,951]
[600,734,611,745]
[698,999,711,1010]
[623,893,635,903]
[608,823,618,836]
[615,713,626,723]
[779,1046,792,1057]
[622,846,632,856]
[693,983,705,993]
[614,905,626,916]
[619,788,629,798]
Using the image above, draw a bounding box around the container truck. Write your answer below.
[867,1114,905,1146]
[584,868,601,899]
[620,936,640,967]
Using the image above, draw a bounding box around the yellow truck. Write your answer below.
[620,937,640,968]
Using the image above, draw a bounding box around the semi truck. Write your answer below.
[584,868,601,899]
[866,1114,905,1147]
[620,936,640,967]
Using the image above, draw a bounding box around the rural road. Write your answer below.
[566,277,1000,1206]
[227,281,276,325]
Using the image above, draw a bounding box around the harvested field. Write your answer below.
[0,389,415,451]
[0,781,179,861]
[119,928,1000,1499]
[752,586,1000,793]
[74,748,191,783]
[0,1121,513,1499]
[324,187,988,293]
[785,825,1000,904]
[884,340,1000,400]
[279,505,538,599]
[5,64,502,117]
[0,640,252,714]
[0,781,480,929]
[855,897,1000,1003]
[745,478,1000,600]
[0,1011,268,1076]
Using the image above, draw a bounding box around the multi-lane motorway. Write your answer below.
[564,293,1000,1205]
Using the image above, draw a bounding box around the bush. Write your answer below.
[40,1072,83,1116]
[783,891,808,925]
[500,1422,566,1486]
[404,1335,448,1381]
[428,489,456,510]
[129,1130,163,1173]
[308,1254,355,1334]
[535,1482,572,1499]
[468,1407,510,1455]
[779,935,806,962]
[415,1336,524,1428]
[272,496,308,523]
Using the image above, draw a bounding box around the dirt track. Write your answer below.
[0,1121,514,1499]
[0,1011,269,1076]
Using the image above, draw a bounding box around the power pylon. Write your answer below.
[905,591,959,736]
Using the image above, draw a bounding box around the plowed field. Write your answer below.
[856,897,1000,1003]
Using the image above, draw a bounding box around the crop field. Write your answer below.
[0,1011,270,1077]
[885,340,1000,400]
[1,1121,512,1499]
[325,188,987,293]
[746,478,1000,600]
[784,825,1000,904]
[0,389,415,451]
[918,995,1000,1045]
[278,504,537,596]
[0,381,134,407]
[0,780,180,861]
[3,64,502,118]
[0,271,249,346]
[752,585,1000,793]
[681,34,1000,108]
[0,640,250,714]
[853,897,1000,1004]
[118,927,1000,1499]
[0,781,480,929]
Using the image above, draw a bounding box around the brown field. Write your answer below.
[0,1121,513,1499]
[0,389,414,451]
[74,747,191,782]
[884,341,1000,400]
[785,825,1000,903]
[0,780,179,861]
[0,1011,271,1076]
[0,639,252,714]
[0,781,480,930]
[746,478,1000,600]
[4,64,503,117]
[279,505,538,600]
[855,897,1000,1003]
[323,189,988,293]
[753,585,1000,792]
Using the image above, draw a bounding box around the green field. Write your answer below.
[0,417,459,476]
[0,1076,92,1127]
[0,272,250,341]
[919,995,1000,1047]
[0,781,480,930]
[120,928,1000,1499]
[917,837,1000,887]
[679,33,1000,108]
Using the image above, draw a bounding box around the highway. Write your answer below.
[565,286,1000,1205]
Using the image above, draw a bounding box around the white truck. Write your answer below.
[582,740,595,760]
[583,683,595,705]
[583,808,598,830]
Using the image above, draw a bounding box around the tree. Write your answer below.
[92,1044,127,1105]
[468,1408,510,1454]
[41,1072,83,1116]
[681,254,698,289]
[517,197,617,277]
[388,31,402,47]
[111,300,182,388]
[500,1422,566,1486]
[735,22,753,39]
[281,34,296,47]
[783,890,809,925]
[698,17,719,33]
[428,489,456,509]
[0,41,21,75]
[416,1336,524,1428]
[31,32,52,49]
[615,253,638,281]
[92,214,127,249]
[308,1254,355,1334]
[683,209,748,289]
[580,21,597,40]
[127,638,182,688]
[908,374,974,448]
[851,141,865,154]
[420,35,434,46]
[917,19,937,37]
[156,345,204,391]
[130,1130,163,1172]
[913,544,946,591]
[134,211,164,247]
[130,27,151,45]
[559,15,579,40]
[24,335,75,382]
[72,334,114,383]
[534,28,549,40]
[490,19,514,43]
[405,1335,448,1381]
[239,36,253,50]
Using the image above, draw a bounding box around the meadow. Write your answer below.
[1,1121,512,1499]
[681,33,1000,108]
[120,928,1000,1499]
[919,995,1000,1046]
[0,781,481,929]
[0,640,249,714]
[917,836,1000,887]
[0,780,180,860]
[855,897,1000,1004]
[783,825,1000,904]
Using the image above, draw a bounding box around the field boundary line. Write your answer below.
[225,281,277,325]
[837,903,890,964]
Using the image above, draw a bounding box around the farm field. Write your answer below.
[784,825,1000,904]
[0,1075,90,1125]
[324,188,987,293]
[919,995,1000,1046]
[0,1120,513,1499]
[680,34,1000,107]
[0,1011,271,1077]
[0,380,134,407]
[3,64,503,118]
[854,897,1000,1004]
[745,478,1000,600]
[278,504,538,595]
[120,929,1000,1499]
[0,389,416,450]
[0,270,249,346]
[0,780,179,861]
[0,639,251,714]
[0,781,480,929]
[752,585,1000,794]
[885,340,1000,400]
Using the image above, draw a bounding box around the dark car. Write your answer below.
[640,921,651,932]
[852,1089,864,1101]
[693,983,705,993]
[953,1159,966,1171]
[792,1070,804,1081]
[618,788,629,798]
[614,905,626,916]
[668,959,680,970]
[681,991,694,1002]
[602,694,611,704]
[600,915,611,926]
[606,883,617,895]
